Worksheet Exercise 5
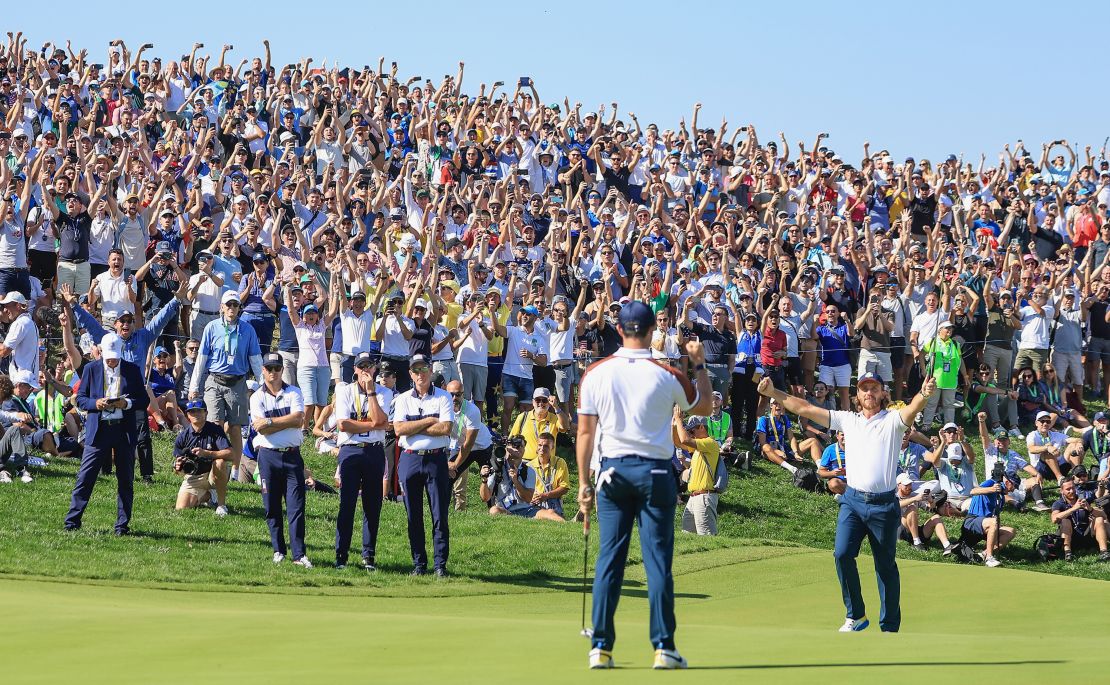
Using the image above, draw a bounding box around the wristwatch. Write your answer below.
[266,417,274,428]
[693,363,707,372]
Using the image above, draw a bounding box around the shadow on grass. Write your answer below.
[680,659,1068,671]
[469,572,710,599]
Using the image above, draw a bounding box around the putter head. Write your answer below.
[580,628,594,639]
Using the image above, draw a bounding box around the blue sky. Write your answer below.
[8,0,1108,163]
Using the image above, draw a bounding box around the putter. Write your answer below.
[580,516,593,639]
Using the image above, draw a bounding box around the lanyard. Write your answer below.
[223,319,238,356]
[352,386,369,421]
[1046,383,1059,406]
[103,368,120,398]
[899,448,911,470]
[453,399,468,441]
[768,415,783,445]
[536,458,556,492]
[1027,384,1039,399]
[834,445,844,470]
[1095,430,1105,456]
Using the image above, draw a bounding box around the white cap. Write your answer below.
[946,443,964,461]
[941,422,958,432]
[232,194,249,204]
[896,473,912,486]
[221,291,241,305]
[414,298,430,310]
[100,333,123,361]
[12,369,39,389]
[1036,410,1052,421]
[0,292,28,306]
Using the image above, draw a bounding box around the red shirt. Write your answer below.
[761,326,787,368]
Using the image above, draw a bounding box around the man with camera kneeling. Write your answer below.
[896,473,957,554]
[480,433,564,521]
[1051,474,1110,562]
[173,399,233,511]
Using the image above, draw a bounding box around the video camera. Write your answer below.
[922,488,948,514]
[179,455,214,476]
[990,460,1007,484]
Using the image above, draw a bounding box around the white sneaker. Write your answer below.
[588,648,613,670]
[0,471,11,483]
[293,556,313,569]
[1032,501,1051,513]
[1008,428,1022,438]
[214,505,229,518]
[19,470,32,483]
[652,649,688,670]
[834,494,843,503]
[985,556,1002,568]
[838,617,870,632]
[273,552,285,564]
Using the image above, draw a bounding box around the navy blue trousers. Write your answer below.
[399,450,450,570]
[244,313,276,354]
[592,456,677,652]
[257,447,307,559]
[335,442,385,564]
[834,486,901,631]
[65,438,135,532]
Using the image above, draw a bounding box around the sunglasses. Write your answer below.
[534,397,549,404]
[450,391,463,398]
[410,366,431,374]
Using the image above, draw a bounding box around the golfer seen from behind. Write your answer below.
[758,371,937,633]
[576,301,713,670]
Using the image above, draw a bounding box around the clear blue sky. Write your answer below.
[8,0,1108,163]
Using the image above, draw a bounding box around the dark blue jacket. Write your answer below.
[76,359,150,448]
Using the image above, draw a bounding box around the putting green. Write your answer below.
[5,545,1105,684]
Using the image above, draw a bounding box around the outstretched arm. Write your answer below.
[756,376,830,427]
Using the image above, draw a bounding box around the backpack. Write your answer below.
[949,540,981,564]
[713,454,730,492]
[1034,533,1065,562]
[792,467,821,492]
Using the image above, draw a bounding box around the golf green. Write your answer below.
[5,544,1104,683]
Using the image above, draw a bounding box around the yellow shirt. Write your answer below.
[486,304,512,356]
[686,437,721,493]
[533,455,569,497]
[512,409,565,463]
[442,301,463,329]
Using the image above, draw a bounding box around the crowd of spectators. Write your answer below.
[2,33,1110,566]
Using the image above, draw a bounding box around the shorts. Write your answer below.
[203,376,250,426]
[784,357,803,385]
[765,365,787,391]
[297,364,331,406]
[818,364,852,388]
[961,515,988,544]
[502,373,534,401]
[1088,337,1110,364]
[178,471,215,499]
[505,504,541,518]
[459,363,488,402]
[553,363,578,404]
[1035,460,1062,481]
[433,359,461,384]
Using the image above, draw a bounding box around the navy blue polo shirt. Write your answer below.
[173,420,230,459]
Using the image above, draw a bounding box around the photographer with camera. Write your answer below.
[925,423,977,514]
[479,431,562,521]
[960,472,1017,567]
[173,400,233,511]
[978,411,1047,512]
[896,473,957,554]
[1051,476,1110,562]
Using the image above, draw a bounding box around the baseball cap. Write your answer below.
[857,372,883,388]
[896,473,912,486]
[410,354,431,370]
[413,298,430,311]
[712,391,723,400]
[938,320,954,329]
[353,351,378,368]
[686,416,708,429]
[1036,410,1052,421]
[0,292,28,306]
[12,369,39,389]
[262,352,283,369]
[533,387,552,400]
[100,333,123,361]
[1095,411,1108,423]
[155,241,173,256]
[617,301,654,334]
[221,291,240,305]
[946,443,964,461]
[252,251,269,263]
[521,305,539,316]
[153,346,169,357]
[185,399,207,412]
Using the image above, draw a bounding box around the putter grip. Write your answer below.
[583,516,590,535]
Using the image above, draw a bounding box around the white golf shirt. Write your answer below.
[828,408,910,494]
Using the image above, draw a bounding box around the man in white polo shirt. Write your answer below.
[250,352,311,568]
[333,352,392,570]
[758,370,937,634]
[392,354,455,576]
[577,302,713,670]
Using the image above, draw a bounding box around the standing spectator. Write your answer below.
[0,292,39,378]
[492,305,548,435]
[681,299,737,399]
[919,321,961,427]
[673,413,721,536]
[981,289,1021,435]
[1014,287,1053,374]
[815,303,853,410]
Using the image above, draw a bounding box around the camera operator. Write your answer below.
[172,399,233,511]
[978,411,1046,511]
[445,379,494,511]
[1051,475,1110,562]
[960,473,1017,568]
[896,473,957,554]
[479,433,562,521]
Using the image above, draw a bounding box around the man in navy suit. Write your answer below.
[65,333,151,535]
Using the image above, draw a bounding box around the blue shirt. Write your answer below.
[820,443,846,472]
[74,299,181,366]
[735,330,762,372]
[816,323,851,367]
[198,317,261,376]
[755,415,792,451]
[968,479,1003,518]
[897,442,928,480]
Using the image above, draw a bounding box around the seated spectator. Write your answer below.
[755,398,820,473]
[977,411,1046,512]
[528,432,568,520]
[800,382,836,448]
[172,400,233,512]
[1026,410,1083,481]
[479,437,561,522]
[1039,363,1089,431]
[966,364,1017,437]
[960,475,1017,568]
[2,371,64,464]
[896,473,956,554]
[1015,367,1051,429]
[897,432,933,484]
[1051,477,1110,562]
[1086,412,1110,480]
[925,424,976,513]
[149,346,184,430]
[817,430,847,496]
[673,413,721,536]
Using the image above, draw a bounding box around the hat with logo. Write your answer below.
[185,399,207,412]
[354,351,379,369]
[262,352,283,369]
[617,301,654,334]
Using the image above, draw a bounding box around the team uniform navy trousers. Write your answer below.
[65,430,135,533]
[335,442,385,564]
[399,449,450,570]
[834,486,901,632]
[257,446,307,560]
[592,455,677,652]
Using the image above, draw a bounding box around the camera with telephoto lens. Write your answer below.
[179,455,214,476]
[991,461,1007,483]
[923,488,948,513]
